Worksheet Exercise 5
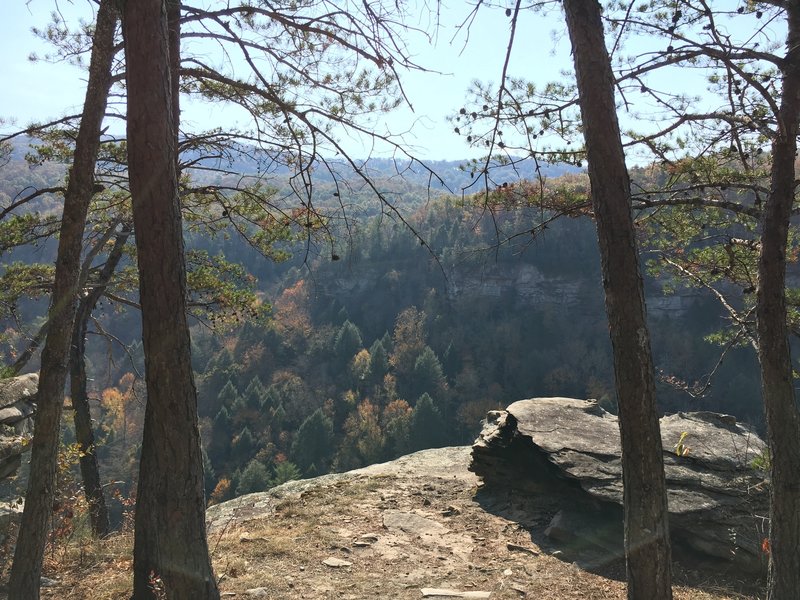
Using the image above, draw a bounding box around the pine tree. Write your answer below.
[232,426,257,463]
[235,459,271,496]
[243,376,267,410]
[270,461,302,487]
[369,338,390,380]
[409,393,447,452]
[383,399,412,459]
[411,346,445,400]
[291,408,334,475]
[334,320,363,367]
[210,405,233,463]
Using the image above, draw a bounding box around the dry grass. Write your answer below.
[3,476,764,600]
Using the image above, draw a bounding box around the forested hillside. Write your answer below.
[1,149,770,511]
[6,2,800,597]
[0,148,763,511]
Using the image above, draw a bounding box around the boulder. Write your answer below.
[0,373,39,481]
[471,397,769,572]
[0,372,39,431]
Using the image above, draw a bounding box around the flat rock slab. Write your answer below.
[323,557,352,568]
[471,397,769,572]
[206,447,475,533]
[383,510,447,537]
[421,589,491,598]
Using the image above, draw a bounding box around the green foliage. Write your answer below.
[411,346,445,400]
[184,187,767,488]
[0,214,60,256]
[242,376,267,410]
[368,338,389,380]
[383,400,412,459]
[235,459,271,496]
[408,393,447,452]
[269,461,301,487]
[751,448,771,473]
[202,447,216,497]
[217,380,242,410]
[185,250,267,328]
[333,320,363,365]
[291,408,334,476]
[231,426,256,464]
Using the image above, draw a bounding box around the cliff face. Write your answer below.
[445,263,585,308]
[446,261,702,318]
[318,257,701,319]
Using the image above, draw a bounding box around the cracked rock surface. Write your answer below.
[470,397,769,573]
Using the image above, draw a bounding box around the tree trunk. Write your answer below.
[122,1,220,598]
[69,224,130,539]
[757,6,800,599]
[7,3,118,597]
[561,2,673,599]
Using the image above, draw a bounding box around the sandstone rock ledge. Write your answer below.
[470,397,769,573]
[207,446,477,532]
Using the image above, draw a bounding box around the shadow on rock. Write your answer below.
[471,397,768,595]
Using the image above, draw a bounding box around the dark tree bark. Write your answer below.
[69,225,130,539]
[561,1,672,598]
[122,1,219,598]
[168,0,181,155]
[7,2,118,597]
[756,6,800,599]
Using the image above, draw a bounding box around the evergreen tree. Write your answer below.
[441,341,461,380]
[8,6,119,591]
[291,408,335,475]
[409,393,446,451]
[368,338,390,380]
[124,2,220,595]
[266,374,314,427]
[383,399,412,459]
[200,347,239,408]
[235,459,271,496]
[210,405,233,462]
[272,403,287,432]
[217,379,243,412]
[411,345,445,400]
[213,405,232,430]
[243,375,267,410]
[232,426,256,463]
[270,461,302,487]
[380,330,393,354]
[334,320,363,366]
[262,386,279,412]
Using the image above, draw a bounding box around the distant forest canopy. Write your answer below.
[0,140,765,506]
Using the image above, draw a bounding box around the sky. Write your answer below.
[0,1,570,160]
[0,2,781,162]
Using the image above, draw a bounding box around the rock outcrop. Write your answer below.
[0,373,39,481]
[470,397,769,573]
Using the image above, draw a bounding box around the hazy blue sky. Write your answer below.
[0,1,568,160]
[1,3,779,163]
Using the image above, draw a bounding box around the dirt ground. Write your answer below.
[4,447,765,599]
